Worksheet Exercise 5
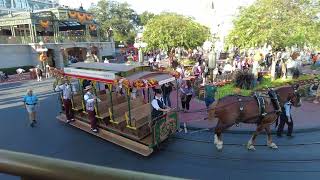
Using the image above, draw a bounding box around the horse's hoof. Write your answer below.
[268,142,278,149]
[216,144,223,151]
[247,145,256,151]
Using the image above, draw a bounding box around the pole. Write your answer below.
[208,50,216,82]
[138,48,143,65]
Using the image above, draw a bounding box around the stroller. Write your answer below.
[0,71,8,82]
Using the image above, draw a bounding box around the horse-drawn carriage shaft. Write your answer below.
[211,86,301,151]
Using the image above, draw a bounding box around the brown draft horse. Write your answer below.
[208,85,301,151]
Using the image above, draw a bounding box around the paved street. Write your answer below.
[0,80,320,180]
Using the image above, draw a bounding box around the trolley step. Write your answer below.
[57,115,153,156]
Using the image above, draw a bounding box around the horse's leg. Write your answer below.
[214,120,224,151]
[265,126,278,149]
[214,120,235,151]
[247,125,264,151]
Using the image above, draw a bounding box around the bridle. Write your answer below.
[267,88,282,114]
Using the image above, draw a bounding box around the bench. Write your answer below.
[110,98,145,130]
[124,103,152,139]
[95,93,127,120]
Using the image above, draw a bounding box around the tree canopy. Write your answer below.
[138,11,156,26]
[143,13,210,51]
[89,0,139,44]
[226,0,320,49]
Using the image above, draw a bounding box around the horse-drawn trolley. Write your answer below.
[56,62,179,156]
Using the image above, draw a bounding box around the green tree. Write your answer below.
[143,13,210,51]
[226,0,320,49]
[89,0,139,44]
[138,11,156,26]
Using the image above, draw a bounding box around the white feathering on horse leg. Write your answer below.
[214,134,218,145]
[268,142,278,149]
[247,140,256,151]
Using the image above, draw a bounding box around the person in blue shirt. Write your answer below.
[23,89,38,127]
[277,97,294,137]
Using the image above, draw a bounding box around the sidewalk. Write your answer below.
[0,73,32,84]
[170,91,320,133]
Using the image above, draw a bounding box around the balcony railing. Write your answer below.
[0,36,32,44]
[0,149,185,180]
[0,35,104,44]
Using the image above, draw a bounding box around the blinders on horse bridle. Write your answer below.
[291,85,301,106]
[267,88,282,114]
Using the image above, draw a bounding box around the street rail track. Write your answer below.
[158,138,320,165]
[173,135,320,147]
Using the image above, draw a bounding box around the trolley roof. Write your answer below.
[69,62,140,72]
[64,62,175,85]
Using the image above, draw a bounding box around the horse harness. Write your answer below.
[236,89,282,125]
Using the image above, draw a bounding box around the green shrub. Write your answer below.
[102,55,115,60]
[0,66,34,75]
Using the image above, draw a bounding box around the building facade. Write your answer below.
[0,6,115,69]
[0,0,59,15]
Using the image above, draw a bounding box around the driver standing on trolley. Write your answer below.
[151,88,171,120]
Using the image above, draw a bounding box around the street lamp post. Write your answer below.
[134,32,147,65]
[208,48,216,82]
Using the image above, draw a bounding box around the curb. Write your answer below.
[179,122,320,134]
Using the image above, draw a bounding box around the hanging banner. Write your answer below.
[64,67,116,80]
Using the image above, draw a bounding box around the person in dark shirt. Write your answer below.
[161,82,173,107]
[151,89,171,120]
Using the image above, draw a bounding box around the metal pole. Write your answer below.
[108,84,114,119]
[138,48,143,65]
[127,88,132,126]
[176,79,179,111]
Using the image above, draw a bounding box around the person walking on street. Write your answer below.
[180,80,194,112]
[55,78,74,123]
[84,86,100,133]
[23,89,38,127]
[277,97,294,137]
[151,89,171,120]
[161,82,173,107]
[204,81,217,109]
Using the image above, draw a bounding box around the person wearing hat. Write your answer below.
[84,85,99,133]
[151,88,171,120]
[55,78,74,123]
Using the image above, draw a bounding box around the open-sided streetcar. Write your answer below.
[56,62,179,156]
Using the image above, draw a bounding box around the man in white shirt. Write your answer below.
[16,68,25,80]
[151,89,171,120]
[55,78,74,123]
[84,86,99,133]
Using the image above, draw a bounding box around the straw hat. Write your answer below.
[84,85,92,91]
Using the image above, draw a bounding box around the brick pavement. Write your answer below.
[0,73,32,84]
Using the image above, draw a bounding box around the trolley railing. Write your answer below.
[0,149,185,180]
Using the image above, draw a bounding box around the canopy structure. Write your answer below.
[64,62,176,88]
